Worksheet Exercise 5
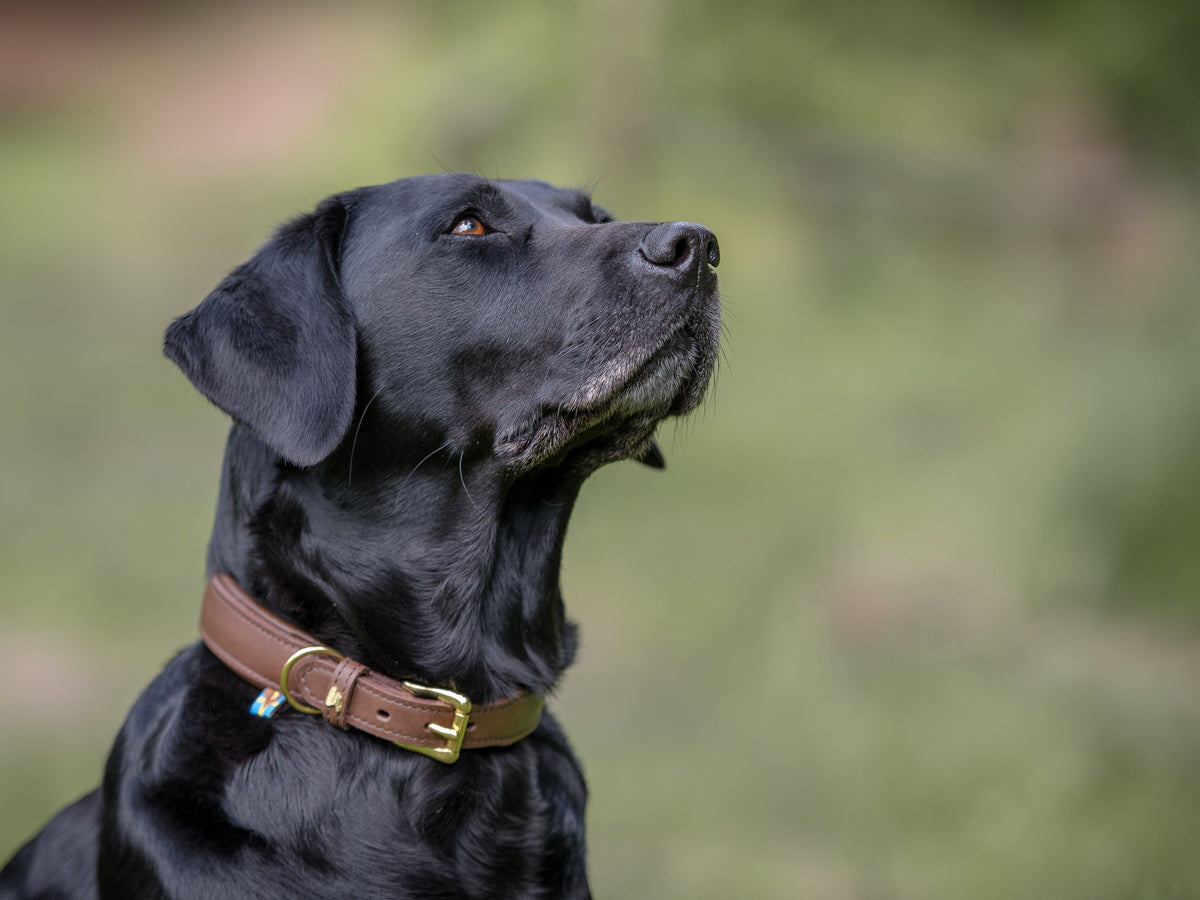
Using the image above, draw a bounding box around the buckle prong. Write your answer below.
[396,681,472,764]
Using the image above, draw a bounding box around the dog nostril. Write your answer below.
[706,237,720,268]
[643,222,715,274]
[639,221,719,274]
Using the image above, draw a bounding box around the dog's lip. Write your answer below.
[496,342,668,454]
[515,318,712,444]
[558,324,699,415]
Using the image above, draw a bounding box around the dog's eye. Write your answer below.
[450,216,488,236]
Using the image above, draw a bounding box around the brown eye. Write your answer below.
[450,216,487,236]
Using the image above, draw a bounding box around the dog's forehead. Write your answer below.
[358,174,599,224]
[498,178,596,215]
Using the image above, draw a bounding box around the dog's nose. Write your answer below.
[638,222,720,276]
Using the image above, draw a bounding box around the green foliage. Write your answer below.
[961,0,1200,161]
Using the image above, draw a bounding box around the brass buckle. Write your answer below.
[278,647,471,764]
[279,645,344,715]
[396,681,473,764]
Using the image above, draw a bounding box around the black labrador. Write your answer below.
[0,174,720,899]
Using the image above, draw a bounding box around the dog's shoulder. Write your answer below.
[0,790,101,899]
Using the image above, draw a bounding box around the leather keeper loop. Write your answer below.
[323,657,369,730]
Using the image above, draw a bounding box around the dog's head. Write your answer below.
[165,174,720,476]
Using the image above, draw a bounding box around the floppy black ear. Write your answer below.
[164,197,356,467]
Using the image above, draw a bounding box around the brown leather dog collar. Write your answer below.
[199,573,544,763]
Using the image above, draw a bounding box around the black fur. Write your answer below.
[1,174,720,899]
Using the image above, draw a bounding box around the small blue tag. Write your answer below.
[249,687,286,718]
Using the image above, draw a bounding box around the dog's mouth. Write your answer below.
[499,296,720,471]
[587,322,715,417]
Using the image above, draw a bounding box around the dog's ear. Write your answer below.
[164,197,356,467]
[634,439,666,469]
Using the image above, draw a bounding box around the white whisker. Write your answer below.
[347,388,384,487]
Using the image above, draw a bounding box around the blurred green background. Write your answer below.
[2,1,1199,896]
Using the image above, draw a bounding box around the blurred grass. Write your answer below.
[3,1,1200,897]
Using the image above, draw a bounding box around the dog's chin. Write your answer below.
[499,324,719,473]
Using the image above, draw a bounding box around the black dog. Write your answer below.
[0,174,720,899]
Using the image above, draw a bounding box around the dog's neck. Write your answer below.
[204,425,583,703]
